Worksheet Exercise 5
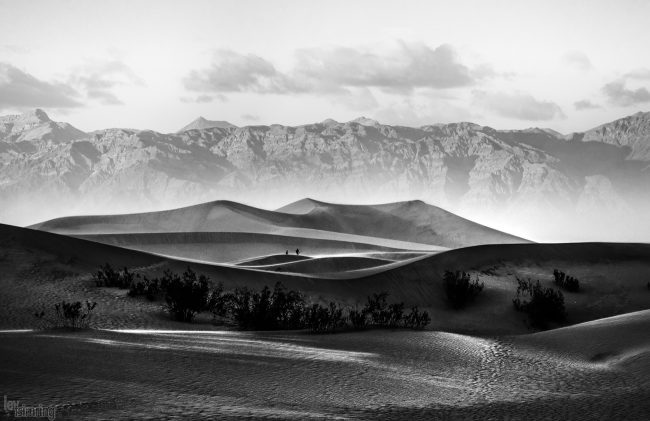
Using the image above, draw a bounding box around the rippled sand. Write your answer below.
[1,326,648,420]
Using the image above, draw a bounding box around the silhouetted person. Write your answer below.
[285,250,288,255]
[295,248,300,256]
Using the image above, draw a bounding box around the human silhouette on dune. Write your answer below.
[295,248,300,255]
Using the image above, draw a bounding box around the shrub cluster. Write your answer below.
[164,267,212,322]
[513,277,566,329]
[34,300,97,329]
[355,292,430,329]
[93,264,134,288]
[94,263,431,331]
[306,302,346,333]
[220,283,306,330]
[128,275,162,301]
[443,270,485,309]
[553,269,580,292]
[216,286,430,332]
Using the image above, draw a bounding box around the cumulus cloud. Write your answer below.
[602,80,650,106]
[562,51,593,71]
[374,97,474,127]
[69,60,144,105]
[473,90,565,121]
[574,99,602,110]
[292,42,475,93]
[0,63,82,109]
[183,42,483,98]
[184,50,288,93]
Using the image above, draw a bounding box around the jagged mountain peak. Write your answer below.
[177,116,237,132]
[0,108,51,126]
[582,111,650,160]
[0,108,85,143]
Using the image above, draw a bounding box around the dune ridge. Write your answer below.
[31,198,527,249]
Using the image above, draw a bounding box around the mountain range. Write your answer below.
[1,109,649,241]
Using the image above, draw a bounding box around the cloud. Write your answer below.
[184,50,286,93]
[184,42,484,98]
[195,95,216,103]
[562,51,593,71]
[69,60,144,105]
[374,97,474,127]
[473,90,565,121]
[602,80,650,106]
[0,63,82,109]
[292,42,475,93]
[180,94,226,103]
[574,99,602,110]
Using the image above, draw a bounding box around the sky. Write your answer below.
[1,0,649,133]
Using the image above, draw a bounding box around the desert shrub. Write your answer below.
[164,267,211,322]
[443,270,484,309]
[93,263,135,289]
[553,269,580,292]
[353,292,408,328]
[207,282,227,318]
[513,277,566,329]
[270,283,306,329]
[223,287,255,328]
[34,300,97,329]
[403,306,431,329]
[306,302,345,333]
[223,282,306,330]
[365,292,391,326]
[348,307,369,330]
[387,302,405,327]
[93,263,120,287]
[128,275,162,301]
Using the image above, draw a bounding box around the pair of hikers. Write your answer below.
[285,249,300,255]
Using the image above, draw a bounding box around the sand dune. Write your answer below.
[357,242,650,334]
[517,309,650,365]
[2,222,649,335]
[237,255,396,274]
[234,254,312,266]
[32,198,526,249]
[74,231,418,264]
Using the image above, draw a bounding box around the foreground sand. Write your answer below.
[1,311,649,420]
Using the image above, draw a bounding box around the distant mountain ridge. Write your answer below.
[1,109,649,242]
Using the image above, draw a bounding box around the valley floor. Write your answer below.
[1,322,649,420]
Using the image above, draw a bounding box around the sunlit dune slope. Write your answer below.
[32,198,526,249]
[237,255,396,274]
[517,309,650,367]
[74,231,414,264]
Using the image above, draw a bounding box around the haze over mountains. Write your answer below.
[1,109,649,242]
